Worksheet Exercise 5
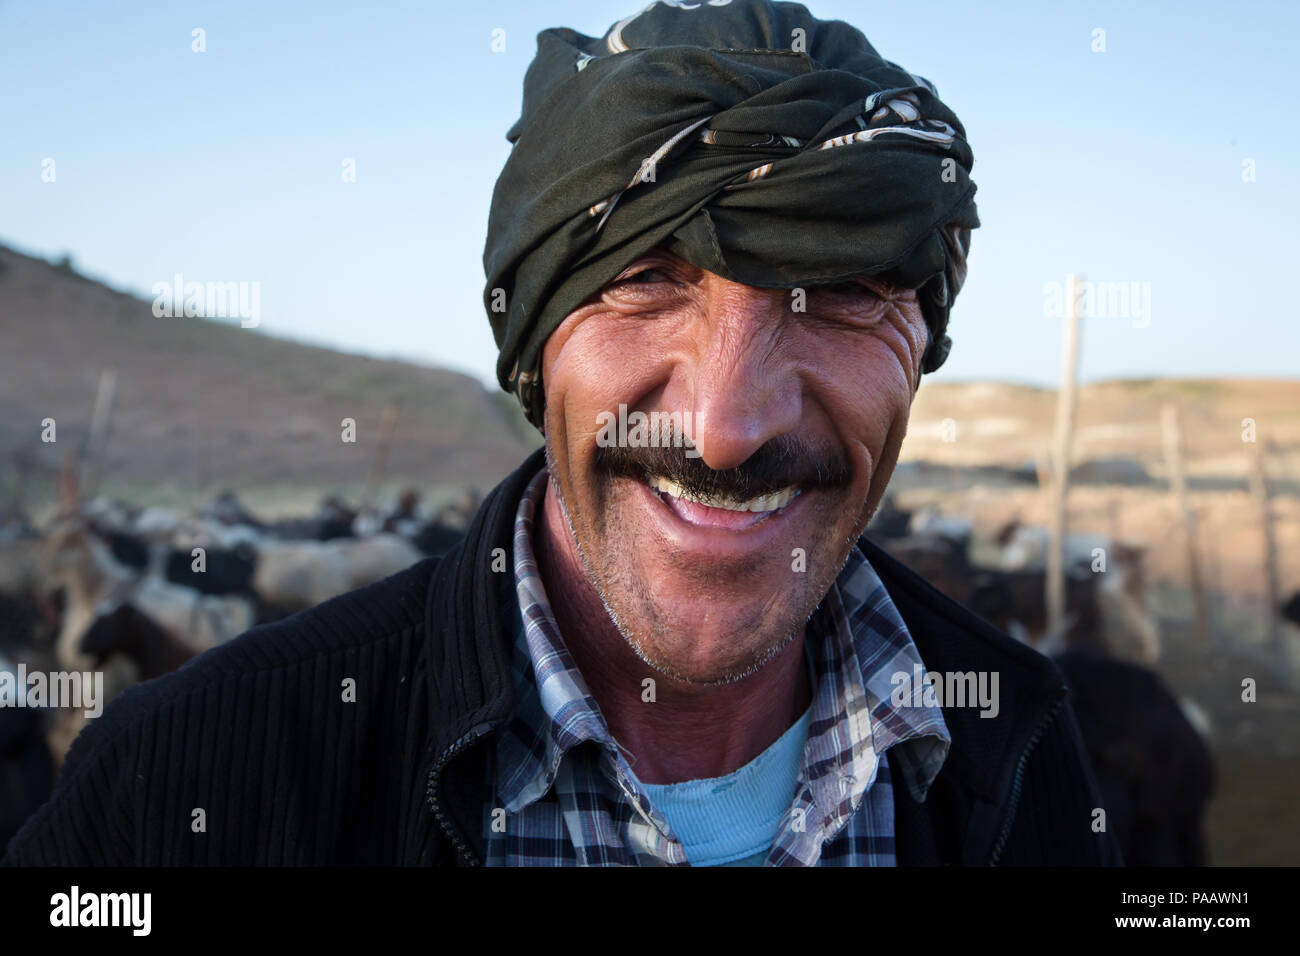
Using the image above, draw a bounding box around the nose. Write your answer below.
[674,277,803,471]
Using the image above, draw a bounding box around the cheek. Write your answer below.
[804,330,917,453]
[544,316,675,433]
[541,318,667,502]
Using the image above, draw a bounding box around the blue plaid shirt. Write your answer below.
[483,465,950,866]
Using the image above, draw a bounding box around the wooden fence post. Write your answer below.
[1162,403,1210,644]
[360,403,400,511]
[1047,274,1083,638]
[1247,439,1286,676]
[1198,503,1223,641]
[79,368,117,499]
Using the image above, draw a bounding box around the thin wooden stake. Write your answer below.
[1247,440,1285,674]
[360,403,400,510]
[1199,504,1221,639]
[79,368,117,499]
[1047,274,1083,638]
[1162,403,1209,644]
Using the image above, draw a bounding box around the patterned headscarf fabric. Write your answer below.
[483,0,980,429]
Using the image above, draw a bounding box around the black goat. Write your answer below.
[1055,649,1215,866]
[1282,591,1300,626]
[101,528,149,569]
[410,522,464,558]
[966,568,1106,654]
[78,603,198,681]
[164,543,256,596]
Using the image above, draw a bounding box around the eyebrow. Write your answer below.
[614,246,911,298]
[607,246,699,282]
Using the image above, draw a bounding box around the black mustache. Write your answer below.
[594,433,852,501]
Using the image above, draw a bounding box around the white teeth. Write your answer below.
[646,475,800,512]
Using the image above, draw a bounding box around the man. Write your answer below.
[4,0,1119,866]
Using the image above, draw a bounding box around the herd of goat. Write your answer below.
[0,486,471,846]
[3,487,470,677]
[3,484,1289,864]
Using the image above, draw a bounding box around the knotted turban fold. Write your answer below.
[483,0,979,429]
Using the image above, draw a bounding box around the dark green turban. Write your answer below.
[483,0,979,429]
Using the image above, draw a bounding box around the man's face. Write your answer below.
[539,246,929,685]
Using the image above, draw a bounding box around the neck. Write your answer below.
[534,479,812,785]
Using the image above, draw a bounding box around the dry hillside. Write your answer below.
[0,244,540,514]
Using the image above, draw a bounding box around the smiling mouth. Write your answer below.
[645,475,800,512]
[642,473,803,531]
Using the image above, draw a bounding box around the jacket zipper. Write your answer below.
[987,695,1064,867]
[425,722,497,867]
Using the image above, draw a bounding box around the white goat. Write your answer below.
[251,533,421,610]
[42,520,253,672]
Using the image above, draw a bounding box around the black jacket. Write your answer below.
[3,448,1121,866]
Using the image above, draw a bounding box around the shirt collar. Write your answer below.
[496,464,950,813]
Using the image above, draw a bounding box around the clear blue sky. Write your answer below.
[2,0,1296,389]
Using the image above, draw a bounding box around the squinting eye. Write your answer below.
[614,267,675,286]
[818,280,882,298]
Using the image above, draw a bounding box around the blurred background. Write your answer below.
[1,0,1297,864]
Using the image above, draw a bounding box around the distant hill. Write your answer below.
[0,244,540,513]
[904,378,1300,482]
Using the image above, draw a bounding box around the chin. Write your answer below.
[595,564,822,685]
[619,623,798,686]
